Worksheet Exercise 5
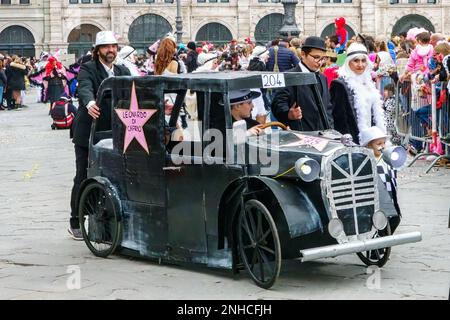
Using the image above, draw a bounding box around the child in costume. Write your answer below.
[334,17,348,54]
[406,31,433,74]
[361,126,401,232]
[382,83,401,145]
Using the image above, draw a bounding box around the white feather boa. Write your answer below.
[339,56,386,142]
[443,54,450,92]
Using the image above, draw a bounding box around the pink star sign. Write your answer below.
[115,82,157,154]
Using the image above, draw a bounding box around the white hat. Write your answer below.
[346,42,368,61]
[360,126,388,147]
[118,45,136,60]
[164,32,176,44]
[197,52,217,66]
[95,31,118,47]
[339,42,372,79]
[251,46,268,58]
[40,51,49,59]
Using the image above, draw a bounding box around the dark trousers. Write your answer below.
[5,88,14,109]
[70,144,89,229]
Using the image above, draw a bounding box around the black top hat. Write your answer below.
[301,36,326,51]
[229,90,261,105]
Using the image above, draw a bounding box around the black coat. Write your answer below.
[329,78,360,144]
[247,57,266,72]
[0,69,7,87]
[436,56,450,82]
[185,50,198,73]
[271,65,334,131]
[6,63,29,91]
[44,69,66,104]
[71,59,131,147]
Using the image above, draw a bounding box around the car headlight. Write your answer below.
[294,157,320,182]
[372,210,388,230]
[382,146,407,169]
[328,218,344,239]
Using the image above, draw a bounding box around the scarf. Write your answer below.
[339,55,386,142]
[443,54,450,92]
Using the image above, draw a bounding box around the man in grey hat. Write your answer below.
[271,36,334,132]
[68,31,131,240]
[229,90,264,136]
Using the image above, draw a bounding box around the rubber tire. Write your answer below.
[78,182,122,258]
[356,223,392,267]
[237,199,281,289]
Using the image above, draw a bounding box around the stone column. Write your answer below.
[182,2,191,43]
[110,0,125,45]
[442,0,450,35]
[237,0,250,41]
[360,0,376,35]
[302,0,316,36]
[42,0,51,52]
[46,0,65,53]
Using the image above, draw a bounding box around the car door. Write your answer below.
[113,79,168,257]
[165,90,207,261]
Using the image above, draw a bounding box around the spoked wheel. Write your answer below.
[237,199,281,289]
[357,223,392,267]
[78,182,122,258]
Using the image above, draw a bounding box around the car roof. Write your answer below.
[102,71,318,93]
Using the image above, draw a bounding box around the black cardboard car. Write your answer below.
[77,72,422,289]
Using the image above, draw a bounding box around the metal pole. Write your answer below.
[176,0,183,43]
[431,83,437,146]
[279,0,300,37]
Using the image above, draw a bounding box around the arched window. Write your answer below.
[254,13,284,45]
[68,24,102,59]
[391,14,435,36]
[320,23,356,40]
[0,26,35,57]
[195,23,232,45]
[128,14,172,53]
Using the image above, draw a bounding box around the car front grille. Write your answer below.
[325,149,377,236]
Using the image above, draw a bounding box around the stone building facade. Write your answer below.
[0,0,448,58]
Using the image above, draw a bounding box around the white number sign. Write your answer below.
[261,73,286,89]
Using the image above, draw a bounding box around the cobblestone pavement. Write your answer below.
[0,90,449,300]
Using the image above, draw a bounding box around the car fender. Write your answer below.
[253,177,324,238]
[77,177,123,221]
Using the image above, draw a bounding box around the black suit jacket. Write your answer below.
[271,65,334,131]
[330,78,360,144]
[71,59,131,147]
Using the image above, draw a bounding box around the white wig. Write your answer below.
[338,42,386,141]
